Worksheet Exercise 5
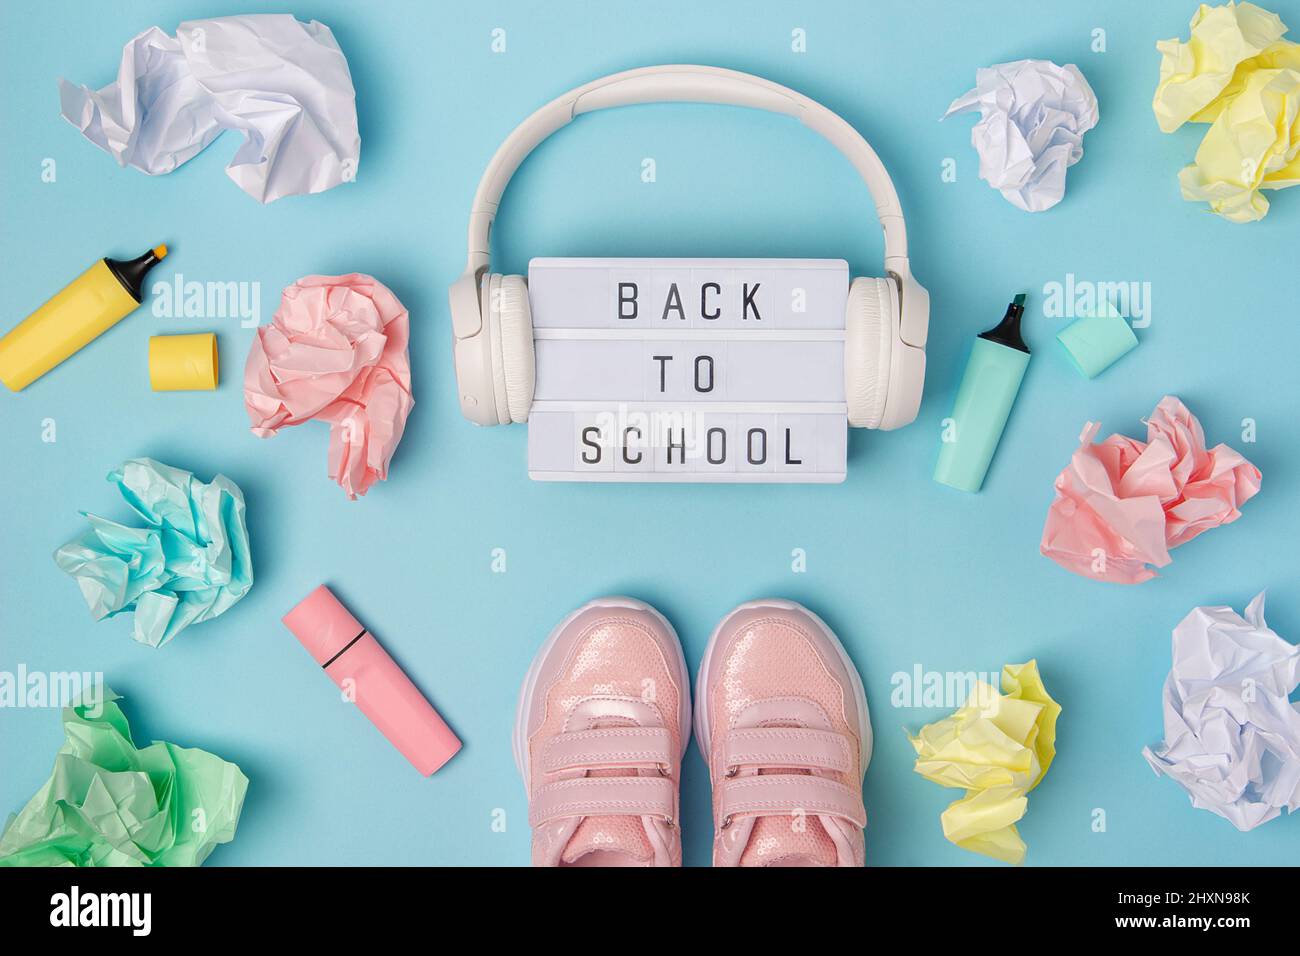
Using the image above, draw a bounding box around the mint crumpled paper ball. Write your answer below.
[54,458,253,648]
[0,688,248,866]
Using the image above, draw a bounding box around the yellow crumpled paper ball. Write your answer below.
[1153,2,1300,221]
[907,660,1061,865]
[1180,67,1300,221]
[1153,1,1287,131]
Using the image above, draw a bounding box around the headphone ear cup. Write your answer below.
[481,273,509,425]
[844,277,894,429]
[496,275,535,423]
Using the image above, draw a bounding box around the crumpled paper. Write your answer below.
[1143,593,1300,831]
[908,661,1061,865]
[244,274,413,499]
[54,458,253,648]
[1180,66,1300,220]
[0,687,248,866]
[58,14,359,204]
[1153,2,1300,221]
[1041,396,1261,584]
[943,59,1099,212]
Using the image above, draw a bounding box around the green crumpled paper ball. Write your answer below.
[0,687,248,866]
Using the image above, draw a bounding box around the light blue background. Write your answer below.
[2,0,1298,867]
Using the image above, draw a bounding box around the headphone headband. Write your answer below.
[464,64,910,275]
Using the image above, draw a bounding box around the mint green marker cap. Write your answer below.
[1056,304,1138,379]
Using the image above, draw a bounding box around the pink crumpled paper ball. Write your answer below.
[244,274,413,499]
[1040,396,1261,584]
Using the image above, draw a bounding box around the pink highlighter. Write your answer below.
[283,585,461,776]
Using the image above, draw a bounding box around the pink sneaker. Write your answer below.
[515,597,690,866]
[696,600,872,867]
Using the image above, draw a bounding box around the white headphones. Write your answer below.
[449,65,929,430]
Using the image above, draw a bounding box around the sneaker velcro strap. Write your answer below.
[541,726,675,773]
[722,726,854,774]
[529,775,677,828]
[717,774,866,828]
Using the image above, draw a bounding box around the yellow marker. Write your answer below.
[149,333,219,391]
[0,245,168,391]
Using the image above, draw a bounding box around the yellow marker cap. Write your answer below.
[149,333,218,391]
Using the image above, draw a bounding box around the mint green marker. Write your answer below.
[934,293,1030,493]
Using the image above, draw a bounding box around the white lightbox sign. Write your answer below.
[527,258,849,482]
